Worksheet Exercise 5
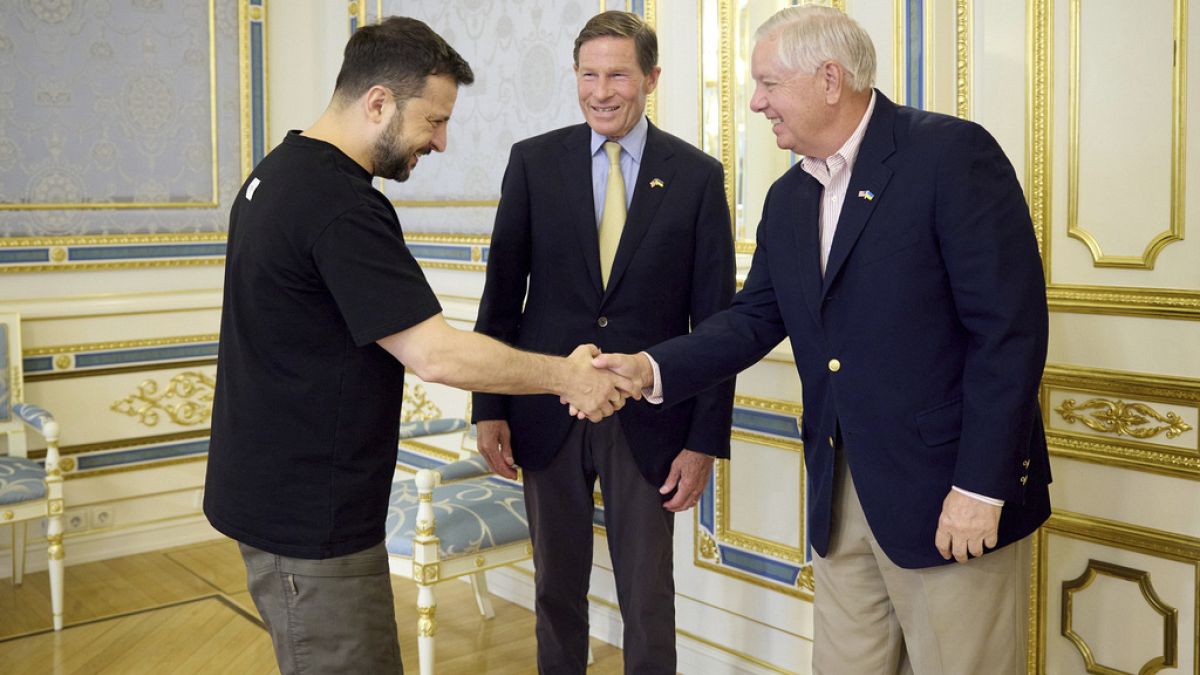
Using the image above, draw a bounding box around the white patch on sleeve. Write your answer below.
[245,177,261,201]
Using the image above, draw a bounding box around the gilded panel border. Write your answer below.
[1033,510,1200,675]
[1042,365,1200,481]
[1065,0,1186,270]
[696,393,813,598]
[0,0,268,272]
[1029,0,1200,319]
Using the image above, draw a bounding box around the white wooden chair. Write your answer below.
[0,313,65,630]
[386,421,534,675]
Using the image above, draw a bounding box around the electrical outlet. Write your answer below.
[64,508,91,533]
[93,507,115,529]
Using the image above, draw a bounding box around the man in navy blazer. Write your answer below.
[472,11,735,674]
[597,6,1049,674]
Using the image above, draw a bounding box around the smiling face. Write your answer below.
[574,36,659,140]
[748,36,834,157]
[371,74,458,181]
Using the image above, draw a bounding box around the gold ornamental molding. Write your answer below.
[1055,399,1192,441]
[401,383,443,423]
[1065,0,1186,270]
[1061,559,1179,675]
[110,371,216,428]
[1033,510,1200,675]
[697,531,718,561]
[1028,0,1200,319]
[1042,365,1199,480]
[955,0,972,119]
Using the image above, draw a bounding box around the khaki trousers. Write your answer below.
[812,457,1031,675]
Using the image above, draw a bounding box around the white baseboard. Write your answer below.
[484,566,792,674]
[0,514,224,579]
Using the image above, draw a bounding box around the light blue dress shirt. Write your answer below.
[589,115,648,227]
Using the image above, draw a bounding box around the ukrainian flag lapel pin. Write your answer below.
[650,178,665,189]
[857,189,875,201]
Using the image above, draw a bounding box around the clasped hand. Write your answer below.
[561,350,654,420]
[558,345,643,422]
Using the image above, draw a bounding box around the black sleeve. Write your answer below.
[312,202,442,347]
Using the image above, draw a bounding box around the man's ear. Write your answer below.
[363,85,392,123]
[821,61,844,105]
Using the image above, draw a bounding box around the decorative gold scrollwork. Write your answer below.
[110,371,216,427]
[698,532,718,561]
[417,605,437,637]
[797,564,815,592]
[402,383,442,422]
[1055,398,1193,440]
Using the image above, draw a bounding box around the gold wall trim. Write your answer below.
[398,439,461,464]
[1036,511,1199,675]
[416,261,488,273]
[403,233,491,245]
[643,0,658,125]
[34,429,212,460]
[1046,285,1200,321]
[1029,0,1200,318]
[955,0,972,119]
[26,358,216,383]
[110,371,216,428]
[24,334,220,359]
[735,394,803,418]
[65,454,207,480]
[0,0,220,211]
[391,200,500,208]
[1061,558,1179,675]
[401,383,442,422]
[1042,365,1199,480]
[1055,399,1192,441]
[1065,0,1186,270]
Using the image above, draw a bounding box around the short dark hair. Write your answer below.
[573,11,657,75]
[333,17,474,105]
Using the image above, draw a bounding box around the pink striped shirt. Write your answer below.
[799,92,876,275]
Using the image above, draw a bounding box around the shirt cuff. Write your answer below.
[952,486,1005,507]
[641,351,664,404]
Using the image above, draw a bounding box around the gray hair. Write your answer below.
[754,5,876,92]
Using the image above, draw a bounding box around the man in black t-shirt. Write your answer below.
[206,18,637,674]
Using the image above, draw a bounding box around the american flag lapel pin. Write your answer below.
[857,189,875,201]
[649,178,665,189]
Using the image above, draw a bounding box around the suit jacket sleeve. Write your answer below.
[935,123,1048,501]
[681,163,737,458]
[649,183,790,408]
[472,145,532,423]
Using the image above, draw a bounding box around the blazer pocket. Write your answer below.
[914,397,963,446]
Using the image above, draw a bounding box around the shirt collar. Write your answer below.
[590,115,649,164]
[800,90,877,180]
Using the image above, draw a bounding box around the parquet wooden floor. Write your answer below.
[0,538,623,674]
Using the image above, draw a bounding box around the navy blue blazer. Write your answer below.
[473,121,736,487]
[648,93,1051,568]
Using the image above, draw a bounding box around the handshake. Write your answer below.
[557,344,655,422]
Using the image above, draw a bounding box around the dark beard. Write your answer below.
[371,117,416,182]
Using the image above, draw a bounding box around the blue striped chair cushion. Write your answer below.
[434,455,490,483]
[385,478,528,558]
[0,457,46,505]
[398,418,468,440]
[12,403,55,433]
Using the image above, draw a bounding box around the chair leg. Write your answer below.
[47,515,65,631]
[588,643,595,666]
[417,584,436,675]
[12,521,26,585]
[469,571,495,620]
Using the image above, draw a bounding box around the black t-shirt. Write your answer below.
[205,132,441,559]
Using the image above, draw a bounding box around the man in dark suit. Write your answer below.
[595,6,1050,674]
[472,11,735,674]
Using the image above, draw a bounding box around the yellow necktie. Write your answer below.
[598,141,626,288]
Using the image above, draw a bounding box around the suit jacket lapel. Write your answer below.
[792,173,824,326]
[559,125,604,296]
[821,92,897,298]
[602,122,674,303]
